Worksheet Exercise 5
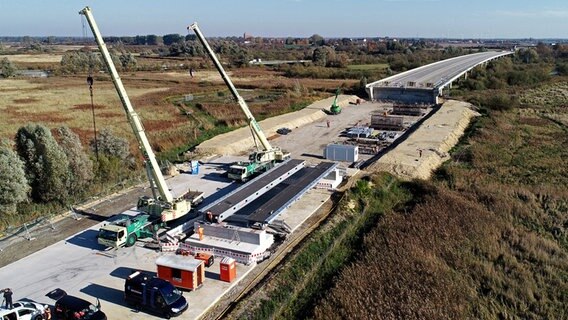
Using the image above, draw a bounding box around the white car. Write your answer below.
[0,306,44,320]
[12,301,45,314]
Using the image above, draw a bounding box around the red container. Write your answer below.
[219,257,236,283]
[156,255,205,290]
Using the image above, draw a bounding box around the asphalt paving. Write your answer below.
[371,51,513,88]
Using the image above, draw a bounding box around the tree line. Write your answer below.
[0,124,132,222]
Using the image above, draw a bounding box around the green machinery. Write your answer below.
[97,213,156,248]
[330,88,342,115]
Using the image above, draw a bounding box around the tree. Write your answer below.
[0,140,29,214]
[46,36,56,44]
[168,41,205,57]
[56,127,93,196]
[91,128,129,160]
[309,34,325,46]
[0,58,17,78]
[119,53,137,71]
[60,51,103,74]
[146,35,160,45]
[15,124,70,203]
[517,48,539,64]
[312,46,337,67]
[135,35,147,45]
[163,34,183,46]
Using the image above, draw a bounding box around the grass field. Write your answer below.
[312,78,568,319]
[0,67,347,156]
[0,54,63,63]
[0,76,170,147]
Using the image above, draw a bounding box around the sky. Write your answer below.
[0,0,567,39]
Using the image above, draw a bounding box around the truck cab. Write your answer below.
[97,224,127,248]
[97,213,154,248]
[125,271,188,319]
[227,164,249,181]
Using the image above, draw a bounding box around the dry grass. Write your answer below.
[0,67,345,156]
[0,54,63,63]
[314,80,568,319]
[0,75,170,146]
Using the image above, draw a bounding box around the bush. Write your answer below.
[90,128,130,160]
[15,124,70,203]
[484,93,518,111]
[0,57,17,78]
[556,62,568,76]
[0,140,29,214]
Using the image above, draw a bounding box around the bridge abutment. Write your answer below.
[367,87,438,104]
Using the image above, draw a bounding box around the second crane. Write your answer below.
[188,22,290,182]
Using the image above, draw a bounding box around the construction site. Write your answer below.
[0,6,493,320]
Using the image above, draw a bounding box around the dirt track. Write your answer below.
[368,100,479,180]
[196,95,358,156]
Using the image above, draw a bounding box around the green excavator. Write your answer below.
[330,88,341,115]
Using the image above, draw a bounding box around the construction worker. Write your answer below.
[418,149,423,158]
[326,120,330,128]
[3,288,13,309]
[44,305,52,320]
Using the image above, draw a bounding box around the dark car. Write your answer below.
[276,127,291,135]
[125,271,188,319]
[46,289,106,320]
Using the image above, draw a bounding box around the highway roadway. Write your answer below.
[368,51,513,89]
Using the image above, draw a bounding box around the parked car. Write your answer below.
[46,289,106,320]
[276,127,292,135]
[12,301,45,315]
[125,271,188,319]
[0,306,43,320]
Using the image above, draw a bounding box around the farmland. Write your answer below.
[0,51,355,156]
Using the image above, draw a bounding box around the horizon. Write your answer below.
[0,0,567,39]
[2,35,568,41]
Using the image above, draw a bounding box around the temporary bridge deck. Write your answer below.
[199,159,305,222]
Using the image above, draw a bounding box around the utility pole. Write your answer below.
[87,74,99,160]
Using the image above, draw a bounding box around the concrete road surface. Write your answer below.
[371,51,513,88]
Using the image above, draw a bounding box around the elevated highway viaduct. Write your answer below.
[366,51,514,104]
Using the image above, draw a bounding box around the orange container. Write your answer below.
[219,257,236,283]
[195,252,214,267]
[156,255,205,290]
